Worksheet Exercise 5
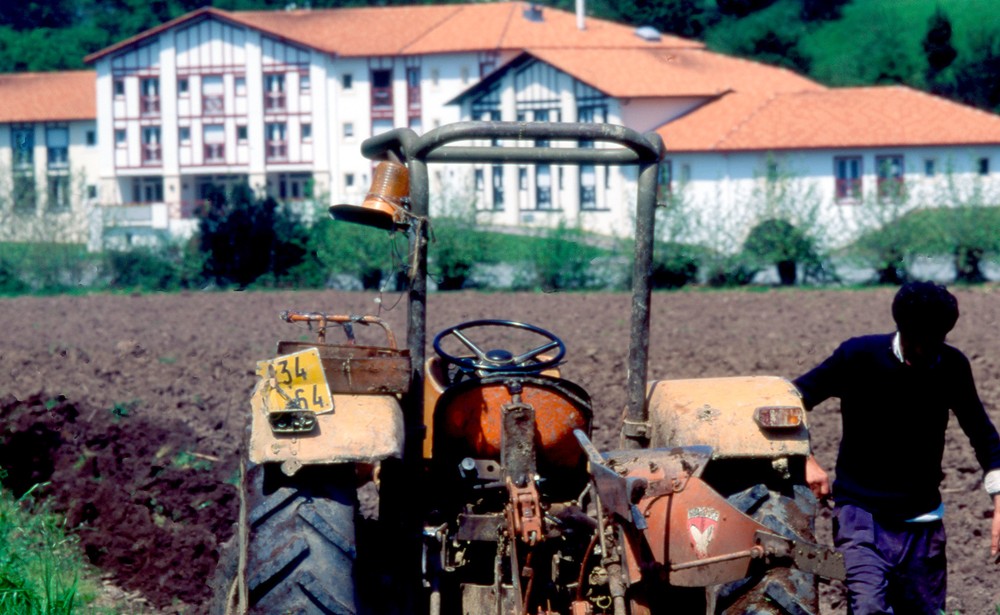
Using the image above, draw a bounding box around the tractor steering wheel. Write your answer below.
[433,319,566,376]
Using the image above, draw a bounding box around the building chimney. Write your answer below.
[576,0,586,30]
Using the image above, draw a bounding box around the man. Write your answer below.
[793,281,1000,614]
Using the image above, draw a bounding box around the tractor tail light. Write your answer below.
[753,405,804,429]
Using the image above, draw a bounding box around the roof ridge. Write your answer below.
[398,4,468,54]
[710,92,782,149]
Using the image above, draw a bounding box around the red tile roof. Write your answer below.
[524,48,823,99]
[86,3,701,63]
[659,87,1000,152]
[0,71,95,123]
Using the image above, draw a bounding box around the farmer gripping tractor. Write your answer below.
[213,122,845,614]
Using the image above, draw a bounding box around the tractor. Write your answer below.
[213,122,845,614]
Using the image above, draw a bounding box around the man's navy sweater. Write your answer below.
[793,333,1000,520]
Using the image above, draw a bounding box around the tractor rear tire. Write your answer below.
[240,459,359,614]
[716,482,820,615]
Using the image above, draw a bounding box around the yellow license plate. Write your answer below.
[256,347,334,414]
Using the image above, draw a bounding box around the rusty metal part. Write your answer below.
[280,311,399,348]
[276,341,410,395]
[502,390,544,545]
[646,376,810,458]
[754,530,846,580]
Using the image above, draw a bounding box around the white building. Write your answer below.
[3,2,998,252]
[0,71,98,244]
[452,49,1000,247]
[81,2,700,247]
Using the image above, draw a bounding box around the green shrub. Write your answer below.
[520,223,604,291]
[743,218,818,285]
[429,218,493,290]
[104,247,181,291]
[310,217,401,290]
[650,242,701,289]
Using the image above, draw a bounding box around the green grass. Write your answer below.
[0,478,102,614]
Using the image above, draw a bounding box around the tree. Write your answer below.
[922,7,957,93]
[196,183,310,288]
[608,0,710,40]
[949,30,1000,113]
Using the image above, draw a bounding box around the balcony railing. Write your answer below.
[266,141,287,162]
[141,95,160,116]
[203,95,224,115]
[204,143,225,163]
[264,92,286,111]
[142,144,162,165]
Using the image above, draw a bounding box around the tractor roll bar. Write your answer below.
[359,121,663,450]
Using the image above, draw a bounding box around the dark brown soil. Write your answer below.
[1,287,999,613]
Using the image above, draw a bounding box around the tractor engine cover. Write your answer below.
[646,376,810,458]
[435,376,592,470]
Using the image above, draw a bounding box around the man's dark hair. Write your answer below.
[891,281,959,339]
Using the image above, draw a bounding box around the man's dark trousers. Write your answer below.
[833,504,947,614]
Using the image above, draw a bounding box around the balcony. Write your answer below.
[264,92,286,112]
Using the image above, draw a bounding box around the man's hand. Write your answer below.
[991,494,1000,560]
[806,454,831,500]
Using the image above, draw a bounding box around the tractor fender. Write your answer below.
[248,385,404,472]
[645,376,810,459]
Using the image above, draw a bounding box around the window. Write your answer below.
[141,127,161,165]
[47,175,70,212]
[115,129,126,146]
[235,77,246,96]
[132,177,163,203]
[178,78,189,95]
[86,130,96,146]
[834,156,862,201]
[13,173,36,213]
[264,73,286,111]
[46,127,69,170]
[179,127,191,143]
[491,166,504,210]
[534,165,552,208]
[343,122,354,139]
[87,185,97,199]
[978,157,990,175]
[266,123,287,161]
[202,75,224,115]
[140,78,160,115]
[114,79,124,97]
[657,160,672,201]
[203,125,225,162]
[301,123,312,141]
[237,125,248,142]
[580,165,597,210]
[345,173,355,188]
[519,167,528,191]
[342,73,353,90]
[474,168,484,191]
[924,158,936,177]
[876,155,904,200]
[406,66,421,111]
[371,69,392,110]
[12,126,34,168]
[300,73,311,93]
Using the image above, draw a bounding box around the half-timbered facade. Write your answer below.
[83,2,699,245]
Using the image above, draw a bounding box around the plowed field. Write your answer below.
[2,287,998,613]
